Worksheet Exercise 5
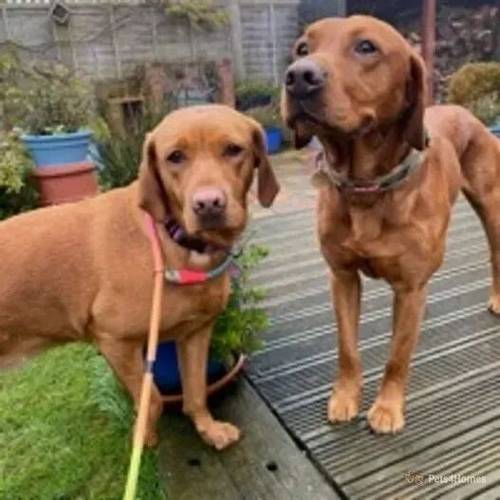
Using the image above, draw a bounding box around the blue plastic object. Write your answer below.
[152,341,227,394]
[265,127,283,154]
[490,124,500,138]
[22,130,92,167]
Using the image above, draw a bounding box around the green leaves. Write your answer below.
[211,244,269,364]
[96,107,169,191]
[0,132,38,220]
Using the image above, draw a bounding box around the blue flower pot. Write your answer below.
[490,124,500,138]
[22,130,92,168]
[153,341,227,395]
[265,127,283,154]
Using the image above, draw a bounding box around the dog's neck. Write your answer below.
[322,126,412,183]
[318,126,421,242]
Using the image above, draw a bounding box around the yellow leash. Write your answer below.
[123,213,165,500]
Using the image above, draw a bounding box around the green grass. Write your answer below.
[0,343,166,500]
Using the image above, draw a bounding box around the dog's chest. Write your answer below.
[161,277,230,333]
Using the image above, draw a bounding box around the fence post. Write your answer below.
[269,0,278,85]
[216,58,236,107]
[337,0,346,16]
[2,7,11,40]
[422,0,436,105]
[109,5,122,78]
[151,6,158,60]
[68,16,78,72]
[228,0,245,80]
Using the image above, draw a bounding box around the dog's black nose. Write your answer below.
[285,59,325,99]
[192,188,227,217]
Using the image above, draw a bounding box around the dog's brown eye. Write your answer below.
[224,143,244,157]
[355,39,378,55]
[296,42,309,57]
[167,150,185,164]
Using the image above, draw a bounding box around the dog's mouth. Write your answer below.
[287,93,376,138]
[195,226,241,250]
[287,99,325,128]
[292,107,375,138]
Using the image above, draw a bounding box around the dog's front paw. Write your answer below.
[143,426,159,448]
[327,390,360,423]
[367,399,405,433]
[488,295,500,316]
[198,420,241,450]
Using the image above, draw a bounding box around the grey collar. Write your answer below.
[313,142,428,194]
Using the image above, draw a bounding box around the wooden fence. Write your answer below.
[0,0,306,84]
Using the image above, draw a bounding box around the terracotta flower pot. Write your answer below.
[32,161,99,206]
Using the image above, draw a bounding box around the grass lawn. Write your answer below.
[0,343,166,499]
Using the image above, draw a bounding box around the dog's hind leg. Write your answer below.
[460,138,500,315]
[0,334,59,371]
[462,188,500,314]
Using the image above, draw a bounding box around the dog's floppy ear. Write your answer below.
[248,120,280,207]
[403,52,427,151]
[137,132,169,221]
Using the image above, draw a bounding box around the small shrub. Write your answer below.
[0,132,38,220]
[236,80,280,111]
[448,62,500,126]
[211,244,269,364]
[96,107,169,191]
[245,103,281,129]
[165,0,228,31]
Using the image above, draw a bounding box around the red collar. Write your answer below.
[144,212,237,285]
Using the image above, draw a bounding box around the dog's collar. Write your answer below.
[144,213,239,285]
[314,134,430,194]
[164,217,228,254]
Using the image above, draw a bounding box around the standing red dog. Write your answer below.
[282,16,500,433]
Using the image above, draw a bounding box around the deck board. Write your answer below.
[158,380,338,499]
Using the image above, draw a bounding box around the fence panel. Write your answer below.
[0,0,300,84]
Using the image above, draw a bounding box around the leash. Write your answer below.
[123,212,238,499]
[123,213,165,500]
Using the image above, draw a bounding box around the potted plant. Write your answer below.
[152,244,269,403]
[246,104,284,154]
[0,52,98,205]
